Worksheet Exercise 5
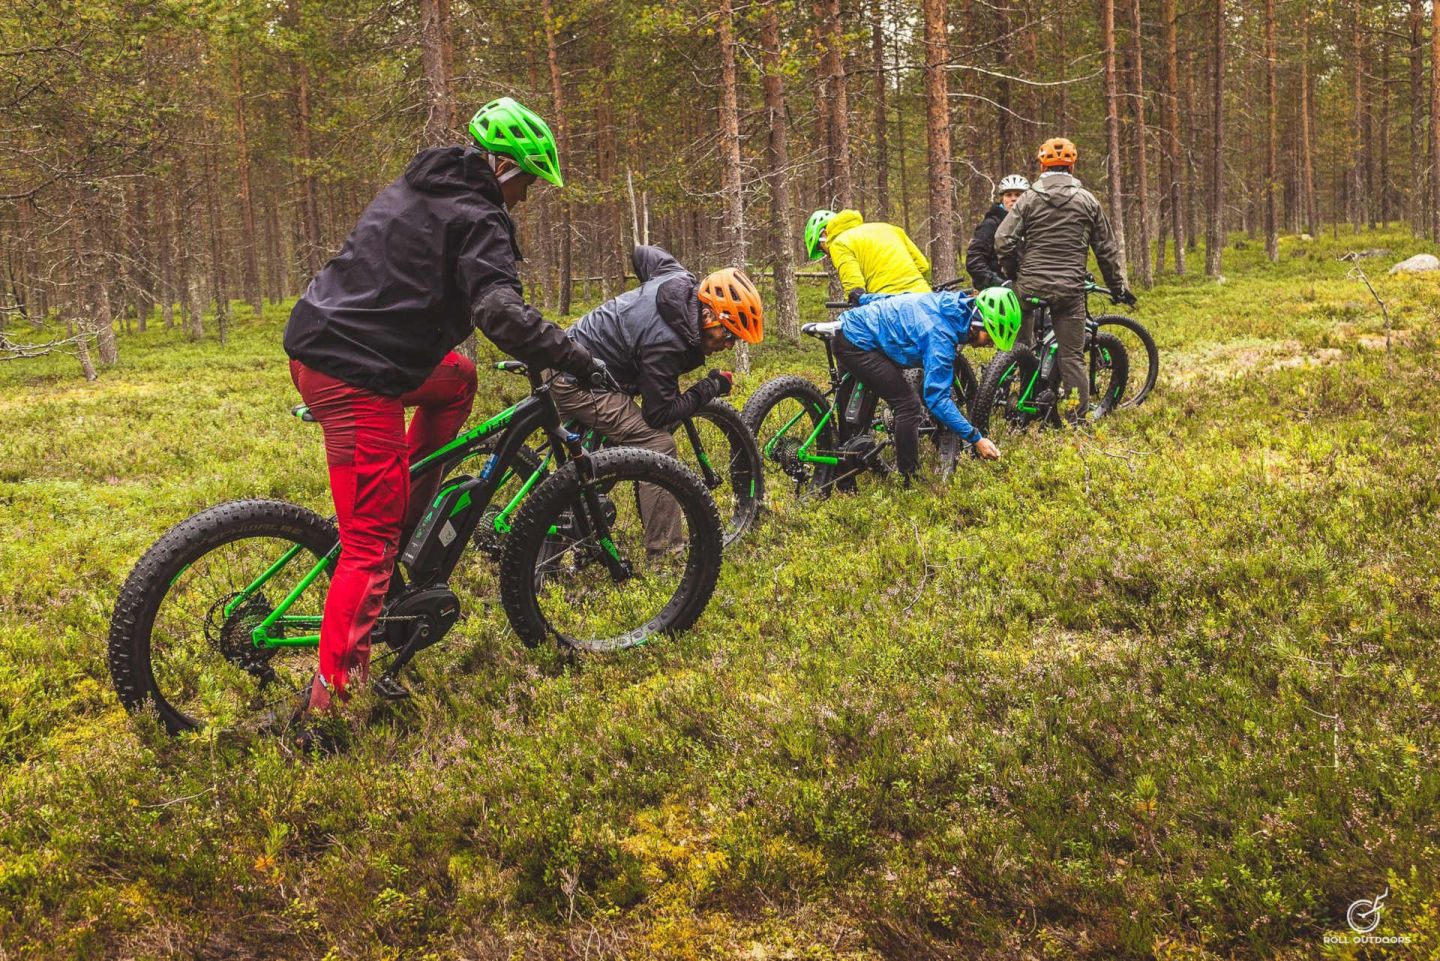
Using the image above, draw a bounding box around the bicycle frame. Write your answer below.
[222,378,580,651]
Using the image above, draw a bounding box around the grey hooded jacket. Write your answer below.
[993,171,1128,300]
[568,246,722,429]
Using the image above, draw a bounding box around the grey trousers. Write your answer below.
[548,377,683,554]
[1046,295,1089,412]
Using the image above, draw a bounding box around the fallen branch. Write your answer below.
[1346,260,1391,354]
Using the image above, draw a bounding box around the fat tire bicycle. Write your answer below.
[108,365,725,735]
[741,313,979,499]
[968,296,1130,435]
[1081,274,1157,407]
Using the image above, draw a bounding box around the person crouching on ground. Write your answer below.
[553,246,763,555]
[833,287,1023,481]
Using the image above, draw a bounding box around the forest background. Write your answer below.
[2,0,1439,367]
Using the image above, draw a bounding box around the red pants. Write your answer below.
[290,353,477,710]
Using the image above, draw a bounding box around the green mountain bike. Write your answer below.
[968,296,1130,434]
[108,365,725,735]
[741,315,980,501]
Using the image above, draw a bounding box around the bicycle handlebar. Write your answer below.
[825,301,850,310]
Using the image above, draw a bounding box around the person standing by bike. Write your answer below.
[832,288,1021,481]
[553,248,763,555]
[283,97,604,715]
[805,208,932,305]
[965,174,1029,291]
[994,138,1136,423]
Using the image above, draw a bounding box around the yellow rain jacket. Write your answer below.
[825,210,932,297]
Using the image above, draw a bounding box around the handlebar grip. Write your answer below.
[495,360,529,374]
[825,301,850,310]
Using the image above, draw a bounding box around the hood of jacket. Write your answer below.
[983,203,1008,225]
[630,245,701,348]
[404,146,505,206]
[1031,172,1083,209]
[826,208,864,242]
[934,290,977,333]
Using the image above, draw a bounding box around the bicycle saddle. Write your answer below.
[801,320,843,338]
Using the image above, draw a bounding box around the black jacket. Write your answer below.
[284,146,590,396]
[568,246,721,429]
[965,203,1015,291]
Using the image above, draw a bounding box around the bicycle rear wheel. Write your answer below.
[498,448,724,652]
[108,500,335,734]
[1088,331,1130,420]
[740,375,834,508]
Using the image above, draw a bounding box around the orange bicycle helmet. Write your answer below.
[698,267,764,344]
[1037,137,1078,168]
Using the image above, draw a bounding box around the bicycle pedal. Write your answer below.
[371,675,413,701]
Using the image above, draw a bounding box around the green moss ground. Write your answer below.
[1,229,1438,958]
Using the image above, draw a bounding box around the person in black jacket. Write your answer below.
[965,173,1030,293]
[282,96,603,717]
[554,251,764,554]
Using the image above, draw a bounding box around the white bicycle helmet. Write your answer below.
[996,174,1030,196]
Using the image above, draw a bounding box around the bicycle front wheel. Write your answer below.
[107,500,335,734]
[497,448,724,652]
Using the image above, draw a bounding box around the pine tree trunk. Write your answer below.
[203,140,231,345]
[894,23,910,233]
[761,1,800,342]
[1103,0,1130,276]
[229,54,263,315]
[1409,0,1425,233]
[1163,0,1186,273]
[922,0,955,280]
[1129,0,1152,286]
[541,0,572,314]
[871,0,890,222]
[419,0,456,146]
[820,0,852,207]
[1378,30,1390,226]
[289,0,323,277]
[1433,0,1440,240]
[1348,0,1364,229]
[1299,4,1318,234]
[1264,0,1279,261]
[717,0,748,372]
[1183,48,1199,250]
[1205,0,1225,277]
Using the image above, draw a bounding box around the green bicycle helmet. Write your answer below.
[804,209,836,261]
[974,287,1022,351]
[468,97,564,187]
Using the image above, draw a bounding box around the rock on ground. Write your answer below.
[1388,253,1440,274]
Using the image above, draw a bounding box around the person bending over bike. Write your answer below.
[994,137,1136,424]
[555,249,763,555]
[965,173,1029,290]
[805,208,931,305]
[833,287,1021,480]
[283,96,602,714]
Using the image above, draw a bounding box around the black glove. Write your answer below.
[846,287,867,308]
[585,356,620,391]
[1113,288,1138,307]
[707,369,734,397]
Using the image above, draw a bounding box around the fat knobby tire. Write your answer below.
[496,447,724,650]
[969,349,1035,436]
[107,499,336,734]
[691,399,763,546]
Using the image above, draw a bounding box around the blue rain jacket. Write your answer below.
[840,291,984,444]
